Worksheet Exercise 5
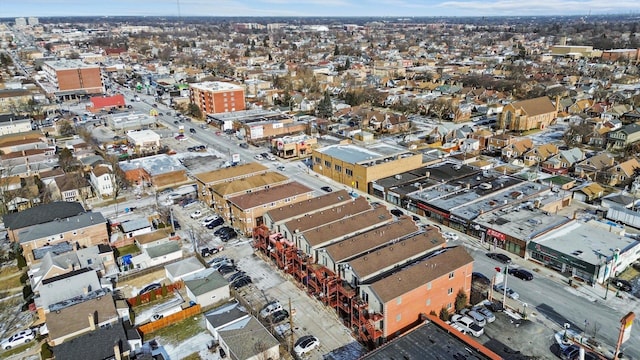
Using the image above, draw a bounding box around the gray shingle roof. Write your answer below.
[184,271,228,297]
[3,201,85,230]
[52,321,131,360]
[18,212,107,243]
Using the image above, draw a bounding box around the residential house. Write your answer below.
[47,295,119,345]
[194,163,269,208]
[184,270,230,308]
[607,123,640,150]
[501,138,534,160]
[486,133,517,152]
[603,158,640,187]
[36,267,102,318]
[208,172,290,218]
[52,321,135,360]
[205,302,280,360]
[0,113,33,136]
[542,148,585,174]
[574,153,615,180]
[51,172,93,203]
[523,143,559,166]
[499,96,558,131]
[90,164,114,198]
[358,246,473,341]
[3,201,86,243]
[226,181,315,236]
[572,182,605,203]
[119,154,192,191]
[18,211,108,265]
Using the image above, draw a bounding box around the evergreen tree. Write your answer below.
[316,91,333,119]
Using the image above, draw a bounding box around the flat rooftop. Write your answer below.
[475,207,572,241]
[44,59,99,70]
[533,220,640,265]
[362,317,501,360]
[119,154,186,176]
[190,81,243,92]
[315,143,413,165]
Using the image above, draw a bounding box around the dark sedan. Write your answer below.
[232,275,252,289]
[486,252,512,264]
[320,186,333,193]
[472,272,491,284]
[218,265,237,275]
[509,268,534,281]
[214,226,234,236]
[269,309,289,324]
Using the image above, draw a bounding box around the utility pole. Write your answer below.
[288,297,294,352]
[502,263,509,309]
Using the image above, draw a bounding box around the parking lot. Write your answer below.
[169,204,362,359]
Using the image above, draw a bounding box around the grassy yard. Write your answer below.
[116,244,140,257]
[0,267,24,292]
[146,315,204,345]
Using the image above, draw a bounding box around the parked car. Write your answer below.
[294,335,320,356]
[201,246,223,257]
[207,256,229,267]
[561,345,580,360]
[201,216,219,226]
[509,268,534,281]
[269,309,289,324]
[472,272,491,285]
[260,300,283,318]
[218,264,237,275]
[189,128,196,134]
[450,315,484,337]
[493,284,519,300]
[277,165,286,171]
[206,217,224,229]
[210,260,233,271]
[1,329,35,350]
[610,278,633,292]
[449,322,470,335]
[190,210,203,219]
[472,306,496,323]
[239,143,249,149]
[254,154,264,160]
[484,301,504,313]
[232,275,252,289]
[460,309,487,327]
[227,271,247,283]
[486,252,512,264]
[138,283,161,295]
[390,208,404,217]
[220,230,237,242]
[214,226,234,236]
[320,186,333,192]
[443,232,459,241]
[175,134,186,141]
[274,322,292,338]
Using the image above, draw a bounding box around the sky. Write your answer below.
[3,0,640,18]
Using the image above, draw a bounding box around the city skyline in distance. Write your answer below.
[5,0,640,18]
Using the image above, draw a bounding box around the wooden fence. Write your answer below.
[137,304,201,336]
[126,281,184,307]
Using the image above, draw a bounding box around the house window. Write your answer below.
[396,297,402,305]
[324,160,331,168]
[426,298,431,306]
[447,287,453,295]
[362,291,369,302]
[315,157,321,164]
[346,169,353,176]
[335,164,342,172]
[447,302,453,309]
[449,271,455,279]
[426,282,432,290]
[396,314,402,322]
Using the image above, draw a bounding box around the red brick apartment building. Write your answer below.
[189,81,246,115]
[42,59,104,99]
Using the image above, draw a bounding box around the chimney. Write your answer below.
[88,314,96,331]
[113,342,122,360]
